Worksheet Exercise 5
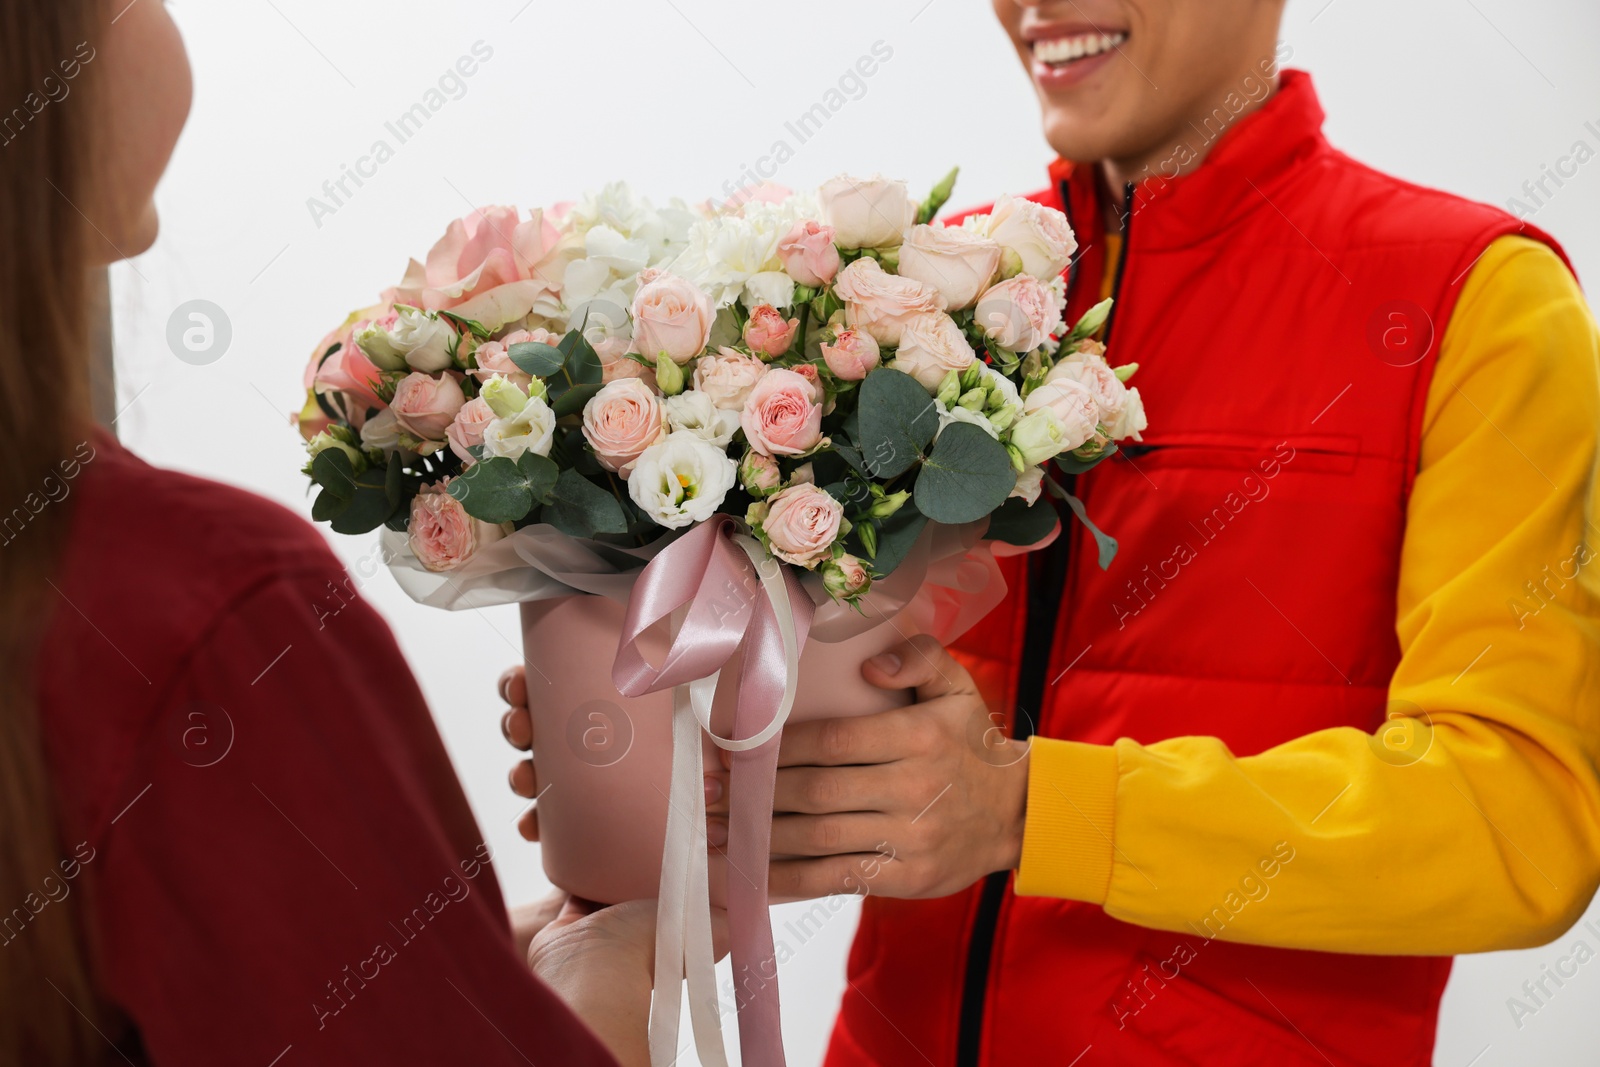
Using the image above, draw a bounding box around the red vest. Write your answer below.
[825,71,1567,1067]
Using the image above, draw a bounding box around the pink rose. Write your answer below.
[632,272,714,365]
[820,328,880,381]
[790,363,825,403]
[408,482,507,573]
[391,372,466,442]
[832,257,946,347]
[897,224,1002,310]
[1046,353,1128,426]
[975,275,1065,354]
[311,341,387,431]
[821,553,872,600]
[582,377,668,477]
[740,368,824,457]
[739,450,782,497]
[760,483,843,568]
[472,328,562,389]
[693,348,767,410]
[1023,376,1101,449]
[777,220,842,287]
[596,334,648,382]
[892,313,976,391]
[446,397,496,465]
[743,304,800,358]
[385,206,568,330]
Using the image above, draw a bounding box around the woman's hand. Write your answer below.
[497,667,731,844]
[526,896,729,1067]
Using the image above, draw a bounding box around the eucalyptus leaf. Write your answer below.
[311,487,348,524]
[984,496,1059,547]
[858,368,939,478]
[447,456,534,524]
[552,382,603,419]
[868,500,928,578]
[508,341,565,378]
[544,469,628,538]
[311,448,357,500]
[913,423,1016,524]
[330,486,395,536]
[517,452,560,506]
[1055,442,1117,475]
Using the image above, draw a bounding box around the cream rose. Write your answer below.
[758,483,844,568]
[628,435,738,529]
[818,174,917,249]
[978,195,1078,280]
[896,224,1002,310]
[975,275,1065,353]
[892,312,976,392]
[632,272,714,365]
[692,348,767,410]
[832,257,946,347]
[1047,353,1129,428]
[582,377,669,476]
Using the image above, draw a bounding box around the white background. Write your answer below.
[111,1,1600,1063]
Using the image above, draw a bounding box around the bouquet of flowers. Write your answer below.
[297,169,1144,595]
[295,169,1146,1067]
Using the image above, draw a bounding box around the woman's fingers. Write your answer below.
[509,758,538,799]
[501,706,533,751]
[499,666,528,707]
[517,806,540,843]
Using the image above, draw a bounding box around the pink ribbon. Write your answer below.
[612,516,814,1067]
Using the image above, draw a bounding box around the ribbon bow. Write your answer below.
[612,516,814,1067]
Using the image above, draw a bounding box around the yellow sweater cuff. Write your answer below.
[1014,737,1119,902]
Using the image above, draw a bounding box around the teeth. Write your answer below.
[1034,31,1126,65]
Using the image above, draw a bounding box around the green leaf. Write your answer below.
[565,331,604,385]
[517,452,560,506]
[1063,298,1113,345]
[1062,491,1119,570]
[858,368,939,478]
[1054,442,1117,475]
[913,423,1017,524]
[311,486,348,523]
[383,458,403,508]
[984,496,1059,547]
[439,309,491,339]
[552,382,602,419]
[544,468,629,538]
[330,486,396,535]
[311,448,357,500]
[868,500,928,578]
[832,442,869,477]
[508,341,565,378]
[447,456,534,524]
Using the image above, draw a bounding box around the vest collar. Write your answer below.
[1053,69,1331,252]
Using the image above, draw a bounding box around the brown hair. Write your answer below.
[0,0,105,1062]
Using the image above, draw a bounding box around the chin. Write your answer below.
[118,205,161,262]
[1038,108,1127,167]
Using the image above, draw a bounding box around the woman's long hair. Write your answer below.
[0,0,104,1062]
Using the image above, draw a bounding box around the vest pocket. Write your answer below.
[1120,432,1361,477]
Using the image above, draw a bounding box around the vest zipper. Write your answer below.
[953,179,1136,1067]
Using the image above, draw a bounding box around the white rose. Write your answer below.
[665,390,741,448]
[1010,465,1045,505]
[629,434,739,529]
[359,409,402,452]
[818,174,917,249]
[892,312,976,392]
[481,394,557,461]
[391,305,456,372]
[1047,353,1128,427]
[971,195,1078,280]
[897,225,1002,310]
[741,270,797,311]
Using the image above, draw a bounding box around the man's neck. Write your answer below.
[1097,67,1283,230]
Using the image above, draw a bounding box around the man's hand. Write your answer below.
[766,635,1030,901]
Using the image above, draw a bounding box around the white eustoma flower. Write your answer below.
[628,433,738,529]
[937,402,1001,440]
[481,394,557,461]
[665,390,741,448]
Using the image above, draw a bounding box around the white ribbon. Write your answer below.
[648,535,804,1067]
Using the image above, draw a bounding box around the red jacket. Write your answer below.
[825,71,1562,1067]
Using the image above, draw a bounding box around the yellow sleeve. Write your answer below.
[1014,235,1600,954]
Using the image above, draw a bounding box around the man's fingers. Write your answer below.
[769,853,898,902]
[777,703,948,768]
[770,812,895,857]
[501,707,533,751]
[772,765,890,814]
[517,807,540,842]
[499,666,527,707]
[860,634,976,701]
[509,758,538,799]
